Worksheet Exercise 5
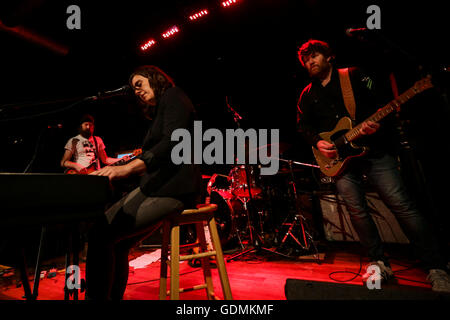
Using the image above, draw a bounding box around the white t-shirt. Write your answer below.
[64,134,106,169]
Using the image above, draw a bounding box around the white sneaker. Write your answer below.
[361,260,394,284]
[427,269,450,293]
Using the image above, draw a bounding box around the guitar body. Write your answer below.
[64,149,142,175]
[312,117,368,177]
[64,163,97,175]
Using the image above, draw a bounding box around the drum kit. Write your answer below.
[204,98,322,260]
[204,144,321,260]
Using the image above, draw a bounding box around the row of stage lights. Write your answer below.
[140,0,240,52]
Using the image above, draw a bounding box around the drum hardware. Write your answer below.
[273,159,321,262]
[277,158,320,170]
[223,96,273,261]
[247,142,292,159]
[225,164,265,261]
[216,96,322,260]
[206,157,322,261]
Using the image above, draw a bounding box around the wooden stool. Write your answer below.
[159,204,233,300]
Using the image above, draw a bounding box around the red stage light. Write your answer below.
[140,39,156,51]
[222,0,238,7]
[188,9,209,21]
[162,26,179,39]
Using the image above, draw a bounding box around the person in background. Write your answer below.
[61,114,118,174]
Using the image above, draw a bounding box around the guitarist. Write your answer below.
[60,114,118,174]
[296,40,449,292]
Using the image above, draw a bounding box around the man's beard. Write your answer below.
[79,128,93,139]
[309,64,331,80]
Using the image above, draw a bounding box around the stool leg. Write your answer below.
[208,217,233,300]
[195,222,214,300]
[170,224,180,300]
[159,220,171,300]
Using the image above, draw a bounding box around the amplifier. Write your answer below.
[319,192,409,244]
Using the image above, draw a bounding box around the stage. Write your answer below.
[0,241,443,301]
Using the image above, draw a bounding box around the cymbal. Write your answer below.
[249,142,291,156]
[276,167,304,174]
[202,175,212,179]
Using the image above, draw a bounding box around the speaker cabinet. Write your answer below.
[284,278,444,300]
[319,192,409,244]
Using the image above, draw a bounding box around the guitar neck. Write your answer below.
[111,155,136,167]
[344,84,423,142]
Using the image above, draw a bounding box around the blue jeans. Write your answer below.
[335,154,443,270]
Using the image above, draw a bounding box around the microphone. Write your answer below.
[91,85,131,100]
[47,123,63,129]
[345,27,370,37]
[225,96,242,120]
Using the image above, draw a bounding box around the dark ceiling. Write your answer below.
[0,0,448,173]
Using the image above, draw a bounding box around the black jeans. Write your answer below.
[85,187,192,300]
[335,154,444,270]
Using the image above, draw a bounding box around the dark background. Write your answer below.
[0,1,449,245]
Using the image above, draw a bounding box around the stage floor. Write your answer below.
[1,241,443,301]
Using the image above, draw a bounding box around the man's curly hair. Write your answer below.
[297,40,334,67]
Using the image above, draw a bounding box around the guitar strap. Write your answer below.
[92,136,101,170]
[338,68,356,121]
[71,138,79,159]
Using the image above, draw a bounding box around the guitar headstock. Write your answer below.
[413,76,433,93]
[132,148,143,157]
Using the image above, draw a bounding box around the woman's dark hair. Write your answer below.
[128,65,175,103]
[297,39,334,67]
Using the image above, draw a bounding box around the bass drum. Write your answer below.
[209,190,249,248]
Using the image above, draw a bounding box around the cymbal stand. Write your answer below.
[280,161,308,247]
[277,160,320,262]
[224,97,271,262]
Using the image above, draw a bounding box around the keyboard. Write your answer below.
[0,173,110,226]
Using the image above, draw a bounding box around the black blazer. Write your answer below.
[137,87,201,200]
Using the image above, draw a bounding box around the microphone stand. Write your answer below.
[362,30,443,225]
[351,29,449,242]
[223,97,281,262]
[3,95,94,300]
[225,96,257,261]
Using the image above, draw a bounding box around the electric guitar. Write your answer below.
[312,76,433,177]
[65,148,142,175]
